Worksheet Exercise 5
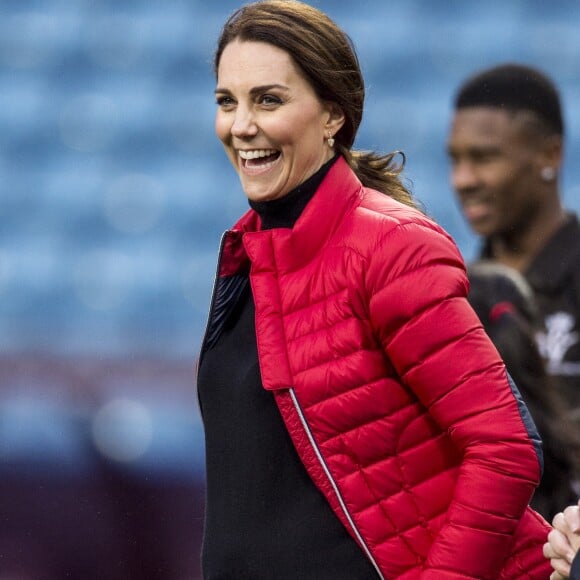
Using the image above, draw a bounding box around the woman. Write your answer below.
[467,261,580,521]
[196,1,552,578]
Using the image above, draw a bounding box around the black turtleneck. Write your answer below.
[197,156,377,579]
[249,154,337,230]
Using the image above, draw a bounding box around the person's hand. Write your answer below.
[544,501,580,578]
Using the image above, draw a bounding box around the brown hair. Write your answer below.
[214,0,415,208]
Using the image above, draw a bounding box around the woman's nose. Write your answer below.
[231,108,258,138]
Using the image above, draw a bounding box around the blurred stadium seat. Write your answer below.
[0,1,579,578]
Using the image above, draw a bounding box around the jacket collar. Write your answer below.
[223,156,363,275]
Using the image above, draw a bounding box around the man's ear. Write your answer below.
[540,134,563,171]
[533,133,563,178]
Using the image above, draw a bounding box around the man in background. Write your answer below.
[447,63,580,419]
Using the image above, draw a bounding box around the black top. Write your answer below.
[197,156,377,579]
[482,213,580,406]
[572,550,580,580]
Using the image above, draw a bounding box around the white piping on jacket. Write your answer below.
[289,388,385,579]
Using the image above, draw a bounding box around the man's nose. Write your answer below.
[452,160,479,192]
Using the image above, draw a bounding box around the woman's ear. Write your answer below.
[324,102,345,135]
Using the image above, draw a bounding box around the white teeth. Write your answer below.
[238,149,278,160]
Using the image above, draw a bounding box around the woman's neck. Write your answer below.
[250,155,338,230]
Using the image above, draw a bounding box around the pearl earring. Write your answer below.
[327,132,335,148]
[541,166,556,182]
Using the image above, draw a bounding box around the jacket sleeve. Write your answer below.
[366,220,543,579]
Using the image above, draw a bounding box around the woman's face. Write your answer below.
[215,39,343,202]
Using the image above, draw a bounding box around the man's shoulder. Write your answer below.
[551,213,580,267]
[566,212,580,250]
[533,212,580,269]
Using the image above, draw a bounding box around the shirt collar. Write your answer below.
[480,213,580,291]
[525,213,580,290]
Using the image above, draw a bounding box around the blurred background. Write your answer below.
[0,0,579,578]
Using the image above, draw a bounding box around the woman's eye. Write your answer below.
[216,95,234,107]
[260,94,281,106]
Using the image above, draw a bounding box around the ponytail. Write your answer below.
[339,148,417,209]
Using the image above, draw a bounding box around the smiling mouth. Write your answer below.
[461,197,492,222]
[238,148,281,170]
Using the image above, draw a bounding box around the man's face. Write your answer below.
[447,107,541,238]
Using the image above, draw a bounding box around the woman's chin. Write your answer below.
[244,187,286,202]
[242,177,289,203]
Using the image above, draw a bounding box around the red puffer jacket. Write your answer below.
[208,156,552,578]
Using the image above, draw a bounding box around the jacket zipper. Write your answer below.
[288,388,385,579]
[200,234,383,577]
[198,232,228,367]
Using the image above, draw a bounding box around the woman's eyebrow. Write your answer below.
[214,83,289,95]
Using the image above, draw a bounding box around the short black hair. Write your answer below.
[455,63,564,136]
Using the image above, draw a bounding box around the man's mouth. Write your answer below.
[461,197,492,223]
[238,148,281,169]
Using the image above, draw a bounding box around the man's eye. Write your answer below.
[474,153,497,163]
